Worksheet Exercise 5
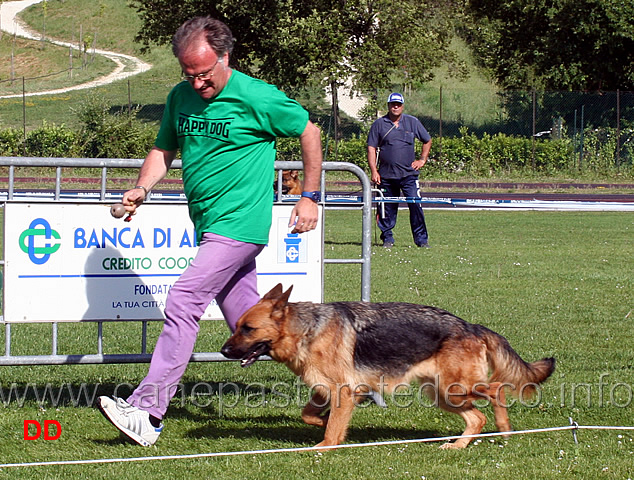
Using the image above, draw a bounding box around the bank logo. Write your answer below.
[276,216,309,264]
[281,233,306,263]
[19,218,61,265]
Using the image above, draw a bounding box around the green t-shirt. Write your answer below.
[155,70,309,244]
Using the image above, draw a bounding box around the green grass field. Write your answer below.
[1,1,633,477]
[1,209,633,479]
[0,0,176,130]
[0,34,116,95]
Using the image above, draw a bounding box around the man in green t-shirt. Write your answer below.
[98,16,323,447]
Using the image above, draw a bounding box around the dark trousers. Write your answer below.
[377,175,428,246]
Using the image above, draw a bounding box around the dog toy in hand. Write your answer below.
[110,203,133,222]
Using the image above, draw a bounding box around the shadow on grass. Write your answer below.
[324,240,363,247]
[184,408,444,446]
[3,381,459,447]
[0,380,290,409]
[0,382,132,408]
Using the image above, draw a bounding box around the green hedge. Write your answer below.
[329,129,631,178]
[276,127,631,178]
[0,128,25,156]
[2,115,631,179]
[24,122,80,158]
[427,128,632,177]
[0,96,156,160]
[427,130,576,176]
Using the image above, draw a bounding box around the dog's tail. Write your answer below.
[482,327,555,398]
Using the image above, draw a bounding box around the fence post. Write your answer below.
[579,105,584,170]
[127,79,132,117]
[616,89,621,168]
[531,88,537,172]
[438,85,443,161]
[11,32,16,85]
[22,77,26,147]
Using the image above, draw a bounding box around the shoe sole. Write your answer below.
[97,397,154,447]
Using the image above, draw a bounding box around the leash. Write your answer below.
[373,124,397,243]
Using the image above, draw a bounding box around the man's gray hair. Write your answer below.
[172,16,235,58]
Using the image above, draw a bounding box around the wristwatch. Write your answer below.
[301,191,321,203]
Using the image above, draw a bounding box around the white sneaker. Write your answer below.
[97,396,163,446]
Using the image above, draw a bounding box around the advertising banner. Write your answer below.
[3,202,322,322]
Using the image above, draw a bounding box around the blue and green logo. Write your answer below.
[19,218,61,265]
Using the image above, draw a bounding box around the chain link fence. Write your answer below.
[1,74,633,170]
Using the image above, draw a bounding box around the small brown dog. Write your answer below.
[277,170,302,195]
[221,284,555,449]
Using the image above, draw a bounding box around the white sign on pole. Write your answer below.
[3,202,322,323]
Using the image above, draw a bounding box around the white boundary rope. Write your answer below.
[2,422,634,469]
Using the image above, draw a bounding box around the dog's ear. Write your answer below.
[266,284,293,304]
[263,284,284,300]
[290,170,299,179]
[270,285,293,321]
[280,285,293,303]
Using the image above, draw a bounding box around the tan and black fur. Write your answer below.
[221,284,555,449]
[276,170,303,195]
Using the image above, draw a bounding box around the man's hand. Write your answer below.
[289,197,319,233]
[411,158,427,170]
[120,187,147,217]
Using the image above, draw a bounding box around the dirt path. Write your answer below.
[333,77,367,120]
[1,0,368,120]
[0,0,151,99]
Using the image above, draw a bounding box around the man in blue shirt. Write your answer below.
[367,93,432,248]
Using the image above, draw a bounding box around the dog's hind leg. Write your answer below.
[487,382,512,435]
[302,392,330,428]
[437,402,487,449]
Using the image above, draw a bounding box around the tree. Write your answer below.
[464,0,634,91]
[130,0,463,127]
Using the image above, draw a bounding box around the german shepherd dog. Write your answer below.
[221,284,555,448]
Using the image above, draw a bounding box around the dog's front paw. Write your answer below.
[439,441,468,450]
[314,440,339,452]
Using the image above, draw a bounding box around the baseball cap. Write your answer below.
[387,92,404,104]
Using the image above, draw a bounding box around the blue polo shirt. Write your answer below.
[367,114,431,179]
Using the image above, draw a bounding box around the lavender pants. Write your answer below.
[127,232,264,419]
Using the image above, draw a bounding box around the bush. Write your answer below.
[276,133,369,172]
[24,122,79,157]
[425,127,580,177]
[275,137,302,162]
[327,136,367,169]
[0,128,23,156]
[75,95,157,159]
[1,105,631,179]
[581,127,633,174]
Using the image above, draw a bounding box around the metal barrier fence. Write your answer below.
[0,158,372,366]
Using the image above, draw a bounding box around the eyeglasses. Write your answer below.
[181,58,221,83]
